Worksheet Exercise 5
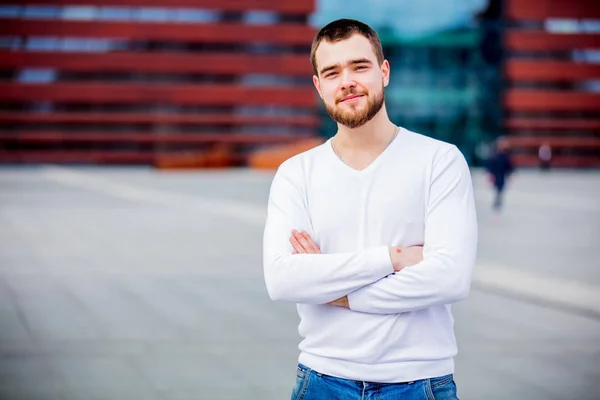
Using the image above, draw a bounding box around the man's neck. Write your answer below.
[334,108,396,152]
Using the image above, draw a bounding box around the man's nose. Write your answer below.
[339,70,357,91]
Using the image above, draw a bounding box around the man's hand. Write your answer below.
[389,246,424,272]
[289,230,349,308]
[328,295,349,308]
[289,229,321,254]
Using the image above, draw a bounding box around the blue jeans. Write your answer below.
[291,364,458,400]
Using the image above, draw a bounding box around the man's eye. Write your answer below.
[356,65,367,70]
[325,72,337,78]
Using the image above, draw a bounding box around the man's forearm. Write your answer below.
[264,247,393,304]
[345,252,474,314]
[281,232,425,307]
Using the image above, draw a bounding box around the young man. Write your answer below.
[263,19,477,400]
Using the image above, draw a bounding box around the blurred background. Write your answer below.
[0,0,598,167]
[0,0,599,399]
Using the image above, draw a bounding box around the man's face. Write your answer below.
[313,34,390,129]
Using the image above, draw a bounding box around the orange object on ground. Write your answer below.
[248,138,325,170]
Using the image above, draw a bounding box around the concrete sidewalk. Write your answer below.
[0,166,598,399]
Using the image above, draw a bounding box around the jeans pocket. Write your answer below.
[430,374,454,389]
[424,374,458,400]
[291,365,311,400]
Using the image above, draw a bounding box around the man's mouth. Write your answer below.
[340,94,364,103]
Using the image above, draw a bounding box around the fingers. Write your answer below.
[289,229,321,254]
[293,230,320,254]
[299,231,321,254]
[290,233,306,254]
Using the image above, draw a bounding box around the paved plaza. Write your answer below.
[0,165,599,399]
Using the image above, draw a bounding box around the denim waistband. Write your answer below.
[297,363,452,386]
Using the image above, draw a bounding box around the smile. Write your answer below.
[340,94,364,103]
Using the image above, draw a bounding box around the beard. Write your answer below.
[324,85,385,129]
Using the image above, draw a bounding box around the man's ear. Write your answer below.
[313,75,323,99]
[381,60,390,87]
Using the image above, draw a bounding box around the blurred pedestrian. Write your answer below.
[485,138,514,211]
[538,142,552,171]
[263,18,477,400]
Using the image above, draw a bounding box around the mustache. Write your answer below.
[335,88,368,104]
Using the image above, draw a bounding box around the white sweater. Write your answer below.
[263,127,478,383]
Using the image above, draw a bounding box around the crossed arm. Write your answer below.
[263,146,478,314]
[289,229,424,308]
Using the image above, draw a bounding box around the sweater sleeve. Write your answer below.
[347,146,478,314]
[263,159,394,304]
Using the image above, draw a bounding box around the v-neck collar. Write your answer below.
[326,127,404,177]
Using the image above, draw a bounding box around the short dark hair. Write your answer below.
[310,19,384,77]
